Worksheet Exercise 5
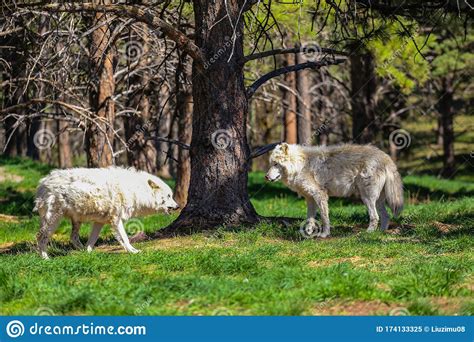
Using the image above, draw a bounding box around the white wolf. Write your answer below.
[34,167,179,259]
[266,143,403,237]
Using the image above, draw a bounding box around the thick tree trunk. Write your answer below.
[164,0,259,232]
[439,78,456,178]
[296,53,312,145]
[86,1,115,168]
[282,52,298,144]
[350,52,376,144]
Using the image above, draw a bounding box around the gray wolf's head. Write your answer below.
[147,176,180,213]
[266,143,301,182]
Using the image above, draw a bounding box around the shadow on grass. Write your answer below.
[403,183,474,201]
[0,188,35,216]
[0,236,123,257]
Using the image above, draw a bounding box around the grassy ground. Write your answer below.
[0,156,473,316]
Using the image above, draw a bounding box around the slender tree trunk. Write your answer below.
[174,91,193,207]
[350,52,376,144]
[436,116,444,146]
[57,120,72,168]
[282,52,298,144]
[164,0,259,231]
[296,53,312,145]
[124,24,158,173]
[86,1,115,168]
[439,78,456,178]
[156,84,172,178]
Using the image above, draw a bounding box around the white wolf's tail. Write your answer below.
[384,167,403,217]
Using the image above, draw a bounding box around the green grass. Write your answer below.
[0,157,473,316]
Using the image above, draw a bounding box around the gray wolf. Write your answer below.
[34,167,179,259]
[265,143,403,237]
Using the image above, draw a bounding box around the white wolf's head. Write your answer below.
[265,143,304,182]
[145,175,180,213]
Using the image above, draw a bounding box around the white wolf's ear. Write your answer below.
[148,179,161,190]
[280,143,289,154]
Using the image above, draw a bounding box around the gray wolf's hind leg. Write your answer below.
[376,194,390,230]
[362,197,379,232]
[70,220,84,250]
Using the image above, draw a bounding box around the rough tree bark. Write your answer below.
[350,52,376,144]
[439,77,456,178]
[296,52,312,145]
[86,1,116,167]
[282,52,298,144]
[164,0,259,231]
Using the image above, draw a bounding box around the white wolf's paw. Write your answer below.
[86,245,94,253]
[40,251,50,260]
[129,248,141,254]
[316,230,330,238]
[366,226,377,233]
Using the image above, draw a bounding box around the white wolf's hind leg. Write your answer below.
[37,213,62,259]
[376,196,390,230]
[70,220,84,250]
[86,223,104,252]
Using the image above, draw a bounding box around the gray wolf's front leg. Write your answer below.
[302,197,319,237]
[312,192,330,238]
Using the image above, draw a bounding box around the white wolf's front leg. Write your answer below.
[112,219,141,254]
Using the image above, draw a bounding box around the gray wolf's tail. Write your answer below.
[384,167,404,217]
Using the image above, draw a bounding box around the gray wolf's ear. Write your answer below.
[281,143,289,154]
[148,179,161,190]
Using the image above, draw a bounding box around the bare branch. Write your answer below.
[15,2,205,65]
[246,58,347,99]
[243,46,348,64]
